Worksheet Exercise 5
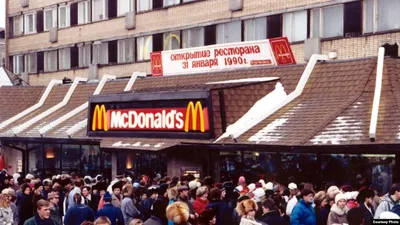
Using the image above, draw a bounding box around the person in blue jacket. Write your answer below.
[290,189,316,225]
[64,193,95,225]
[97,192,124,225]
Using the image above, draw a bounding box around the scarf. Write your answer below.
[34,213,54,225]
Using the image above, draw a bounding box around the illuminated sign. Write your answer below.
[150,37,296,76]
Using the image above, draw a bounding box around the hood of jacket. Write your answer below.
[330,204,348,216]
[381,194,399,206]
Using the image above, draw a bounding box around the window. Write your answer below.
[62,145,80,173]
[44,8,57,31]
[13,16,23,36]
[182,27,204,48]
[81,145,100,176]
[79,44,91,67]
[312,5,344,38]
[25,53,37,74]
[59,48,71,70]
[283,10,307,42]
[364,0,400,33]
[244,17,267,41]
[24,13,37,34]
[118,0,135,16]
[92,42,109,65]
[78,1,91,24]
[137,0,152,12]
[216,21,241,44]
[118,38,135,63]
[163,31,181,50]
[44,50,58,72]
[93,0,108,21]
[13,55,23,75]
[58,5,71,28]
[164,0,180,7]
[137,36,153,61]
[267,14,282,38]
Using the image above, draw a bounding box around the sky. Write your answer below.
[0,0,4,28]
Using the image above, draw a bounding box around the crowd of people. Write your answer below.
[0,169,399,225]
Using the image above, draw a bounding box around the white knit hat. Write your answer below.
[253,188,266,203]
[265,182,273,190]
[188,180,201,190]
[248,183,256,192]
[327,186,341,198]
[335,193,347,204]
[288,183,297,190]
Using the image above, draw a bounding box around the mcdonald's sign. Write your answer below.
[269,37,296,66]
[151,52,163,76]
[90,101,209,133]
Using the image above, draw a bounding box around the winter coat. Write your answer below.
[206,200,223,225]
[0,207,13,225]
[67,187,81,210]
[327,204,348,225]
[290,199,316,225]
[193,198,209,215]
[144,216,167,225]
[96,203,124,225]
[374,194,399,219]
[32,194,44,214]
[142,197,156,221]
[359,202,374,225]
[259,210,289,225]
[314,206,329,225]
[49,205,61,225]
[17,193,34,225]
[64,203,95,225]
[112,194,123,208]
[220,199,235,225]
[10,202,19,225]
[286,196,298,216]
[23,214,58,225]
[121,197,141,225]
[84,194,99,214]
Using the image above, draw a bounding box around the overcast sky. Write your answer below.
[0,0,5,28]
[0,0,6,27]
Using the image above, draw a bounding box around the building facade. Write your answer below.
[0,29,5,66]
[5,0,400,85]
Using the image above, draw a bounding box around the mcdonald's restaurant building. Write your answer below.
[1,39,400,194]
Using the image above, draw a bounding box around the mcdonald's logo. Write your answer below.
[269,37,296,66]
[92,105,108,131]
[184,101,209,132]
[151,52,163,76]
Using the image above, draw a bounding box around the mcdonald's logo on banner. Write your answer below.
[184,101,209,132]
[92,105,108,131]
[151,52,163,76]
[269,37,296,66]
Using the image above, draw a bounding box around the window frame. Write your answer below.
[92,42,109,65]
[282,10,307,43]
[243,17,267,41]
[137,0,152,12]
[118,0,135,16]
[182,27,205,48]
[164,0,180,7]
[58,4,71,28]
[44,7,57,31]
[163,31,181,50]
[58,48,71,70]
[311,4,344,39]
[117,38,135,63]
[136,36,153,61]
[79,43,91,68]
[216,21,242,44]
[24,12,37,34]
[78,0,91,25]
[364,0,400,33]
[92,0,109,21]
[44,50,58,72]
[25,53,37,74]
[13,55,24,75]
[13,15,24,36]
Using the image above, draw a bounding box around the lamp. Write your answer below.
[126,155,133,169]
[46,148,55,159]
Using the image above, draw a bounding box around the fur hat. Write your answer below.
[247,183,256,192]
[253,188,265,203]
[166,202,190,224]
[265,182,274,190]
[314,191,327,206]
[327,186,341,199]
[236,199,258,216]
[188,180,201,190]
[25,174,34,180]
[335,193,347,204]
[196,186,208,197]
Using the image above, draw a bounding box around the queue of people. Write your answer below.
[0,169,399,225]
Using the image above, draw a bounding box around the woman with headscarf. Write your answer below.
[327,193,349,225]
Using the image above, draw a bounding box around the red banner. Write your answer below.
[269,37,296,65]
[150,52,163,76]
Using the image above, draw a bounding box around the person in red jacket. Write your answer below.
[193,186,209,215]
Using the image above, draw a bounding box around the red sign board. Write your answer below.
[150,52,163,76]
[269,37,296,65]
[91,101,209,132]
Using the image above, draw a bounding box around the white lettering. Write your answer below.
[145,113,154,128]
[111,111,122,128]
[137,113,145,128]
[128,111,136,128]
[154,113,162,128]
[176,112,184,128]
[120,113,128,128]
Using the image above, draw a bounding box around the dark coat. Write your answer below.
[359,203,374,225]
[315,206,329,225]
[290,199,316,225]
[23,214,58,225]
[144,216,167,225]
[96,203,124,225]
[64,203,95,225]
[17,193,34,225]
[259,210,289,225]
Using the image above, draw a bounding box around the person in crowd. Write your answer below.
[237,177,249,195]
[290,189,316,225]
[83,186,99,214]
[347,208,364,225]
[32,182,44,214]
[129,219,144,225]
[175,186,196,222]
[206,188,223,225]
[47,192,61,225]
[286,183,299,216]
[96,192,124,225]
[143,200,168,225]
[2,188,18,225]
[0,193,13,225]
[235,199,261,224]
[327,193,349,225]
[17,183,33,225]
[42,179,52,200]
[64,193,95,225]
[193,186,208,215]
[345,192,359,209]
[374,183,400,219]
[327,186,341,211]
[188,180,200,205]
[112,182,123,208]
[142,187,159,221]
[9,178,19,192]
[166,202,192,225]
[23,200,58,225]
[314,191,329,225]
[356,188,375,225]
[157,184,169,204]
[197,209,216,225]
[220,184,235,225]
[94,216,112,225]
[1,176,11,192]
[121,184,141,225]
[67,178,84,210]
[259,198,288,225]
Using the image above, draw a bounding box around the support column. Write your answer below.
[112,151,117,179]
